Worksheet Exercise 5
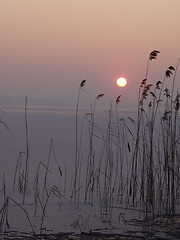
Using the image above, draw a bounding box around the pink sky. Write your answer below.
[0,0,180,108]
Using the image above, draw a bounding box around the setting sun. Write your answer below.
[117,77,127,87]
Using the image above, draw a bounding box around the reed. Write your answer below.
[71,80,86,202]
[126,53,180,219]
[9,197,35,234]
[40,185,62,231]
[1,51,180,236]
[0,175,9,232]
[84,93,104,204]
[0,197,9,232]
[33,161,52,216]
[23,97,30,204]
[13,151,26,192]
[43,138,53,197]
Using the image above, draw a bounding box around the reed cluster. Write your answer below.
[0,51,180,235]
[71,51,180,222]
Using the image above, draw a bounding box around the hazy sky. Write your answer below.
[0,0,180,108]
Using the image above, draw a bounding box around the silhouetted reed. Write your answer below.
[23,97,30,204]
[13,151,26,193]
[84,93,104,204]
[1,50,180,237]
[71,80,86,202]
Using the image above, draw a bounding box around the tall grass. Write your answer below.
[23,97,29,204]
[126,53,180,218]
[84,93,104,204]
[1,51,180,236]
[71,52,180,221]
[71,80,86,202]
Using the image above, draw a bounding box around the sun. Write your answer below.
[116,77,127,87]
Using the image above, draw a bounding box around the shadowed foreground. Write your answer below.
[1,230,180,240]
[1,215,180,240]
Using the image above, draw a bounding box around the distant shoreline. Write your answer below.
[1,105,137,114]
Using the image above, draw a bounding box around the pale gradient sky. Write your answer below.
[0,0,180,108]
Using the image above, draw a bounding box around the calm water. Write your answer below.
[0,106,179,239]
[0,106,135,182]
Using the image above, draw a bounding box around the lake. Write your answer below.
[0,106,180,239]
